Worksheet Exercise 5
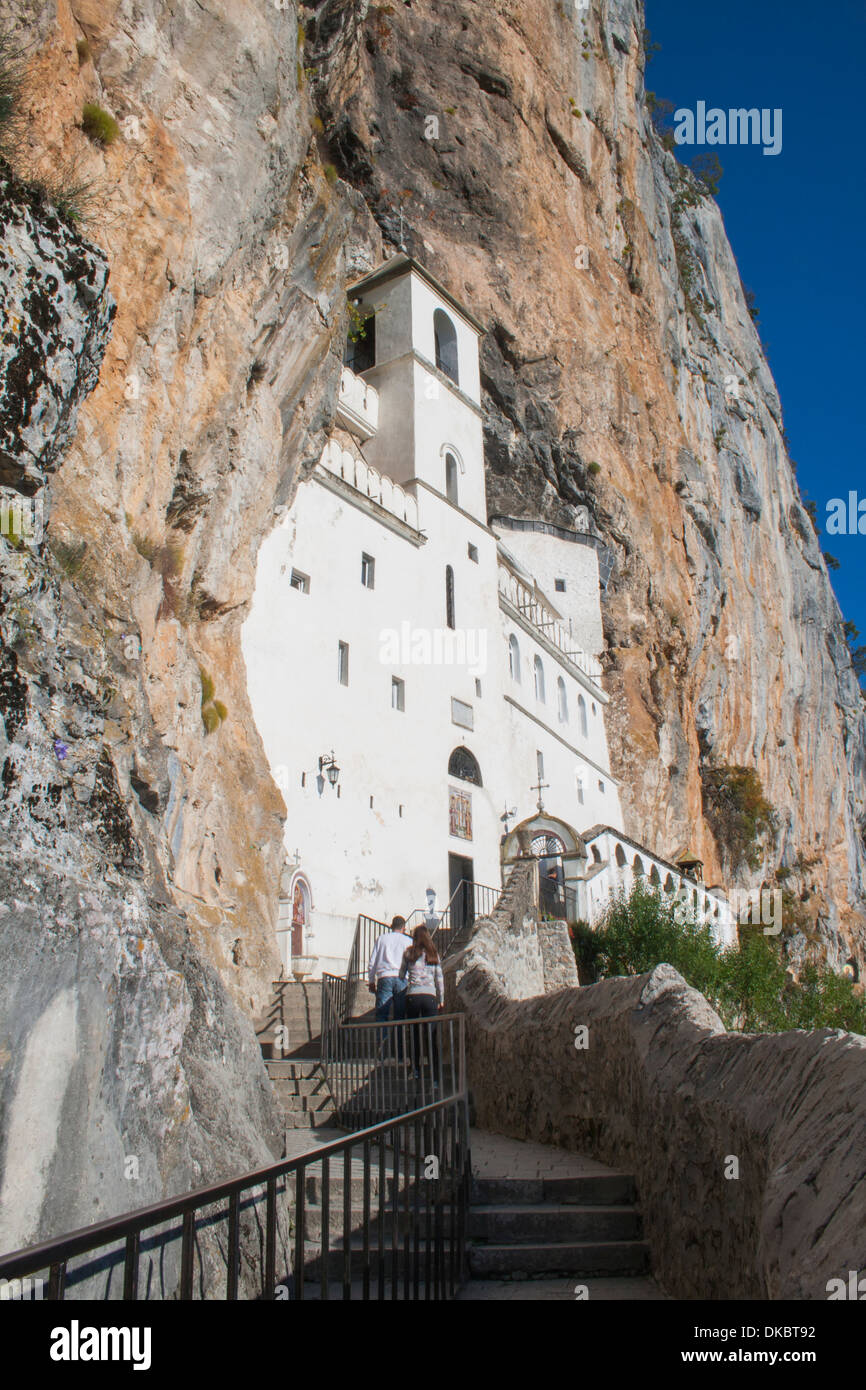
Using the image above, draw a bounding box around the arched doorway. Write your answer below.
[533,831,566,917]
[282,870,312,964]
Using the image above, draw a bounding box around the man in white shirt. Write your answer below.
[368,916,409,1027]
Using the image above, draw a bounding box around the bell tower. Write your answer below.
[344,254,487,525]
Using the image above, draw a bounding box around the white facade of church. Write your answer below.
[242,255,736,976]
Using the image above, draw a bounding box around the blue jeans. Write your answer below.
[375,976,407,1022]
[375,976,407,1056]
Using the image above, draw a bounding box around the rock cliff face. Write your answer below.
[306,0,866,964]
[0,0,863,1246]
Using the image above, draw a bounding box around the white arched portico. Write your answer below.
[502,813,587,920]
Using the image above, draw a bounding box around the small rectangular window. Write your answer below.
[475,678,482,697]
[555,578,566,593]
[451,698,473,730]
[391,676,405,711]
[598,780,605,794]
[361,553,375,589]
[468,543,478,563]
[338,641,349,686]
[290,569,310,593]
[537,750,545,780]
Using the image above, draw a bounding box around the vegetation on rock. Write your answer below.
[81,102,119,147]
[700,763,776,870]
[572,883,866,1034]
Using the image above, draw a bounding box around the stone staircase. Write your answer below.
[467,1167,649,1279]
[256,982,337,1132]
[458,1130,662,1298]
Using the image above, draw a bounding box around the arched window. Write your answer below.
[557,677,568,723]
[445,565,455,629]
[448,746,482,786]
[508,634,521,682]
[445,452,459,505]
[434,309,459,385]
[663,873,675,894]
[650,865,661,886]
[577,694,588,738]
[591,844,602,863]
[615,843,627,868]
[534,655,545,703]
[633,855,645,877]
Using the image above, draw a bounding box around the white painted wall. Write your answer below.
[242,259,660,978]
[494,526,606,657]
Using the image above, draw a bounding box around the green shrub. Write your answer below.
[586,461,601,477]
[578,882,866,1035]
[701,764,775,871]
[322,162,338,185]
[81,102,119,147]
[201,704,221,735]
[76,39,92,65]
[199,668,227,734]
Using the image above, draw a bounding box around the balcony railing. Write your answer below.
[498,565,603,682]
[319,439,420,532]
[335,365,379,439]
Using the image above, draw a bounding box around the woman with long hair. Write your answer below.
[399,926,444,1083]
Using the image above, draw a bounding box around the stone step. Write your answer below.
[468,1204,641,1244]
[274,1094,336,1118]
[303,1198,441,1240]
[301,1241,459,1280]
[467,1239,651,1278]
[470,1173,636,1206]
[269,1077,331,1099]
[266,1059,325,1079]
[285,1111,340,1130]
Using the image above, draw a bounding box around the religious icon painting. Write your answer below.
[449,787,472,840]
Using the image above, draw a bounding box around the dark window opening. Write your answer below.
[448,746,482,786]
[445,565,455,629]
[344,309,376,372]
[434,308,459,385]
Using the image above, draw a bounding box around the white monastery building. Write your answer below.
[242,255,736,975]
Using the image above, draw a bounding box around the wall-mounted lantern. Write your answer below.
[318,751,341,788]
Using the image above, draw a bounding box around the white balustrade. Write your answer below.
[336,365,379,438]
[317,442,421,532]
[498,565,602,681]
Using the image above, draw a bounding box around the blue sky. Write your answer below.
[646,0,865,671]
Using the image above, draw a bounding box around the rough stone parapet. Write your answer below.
[448,879,866,1300]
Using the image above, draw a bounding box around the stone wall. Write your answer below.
[449,890,866,1300]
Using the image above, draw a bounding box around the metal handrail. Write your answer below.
[0,1096,470,1301]
[321,985,466,1134]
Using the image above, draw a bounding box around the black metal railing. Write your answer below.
[403,879,500,961]
[0,1097,470,1302]
[321,981,465,1132]
[342,882,499,1023]
[344,910,391,1017]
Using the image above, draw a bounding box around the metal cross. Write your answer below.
[530,778,549,814]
